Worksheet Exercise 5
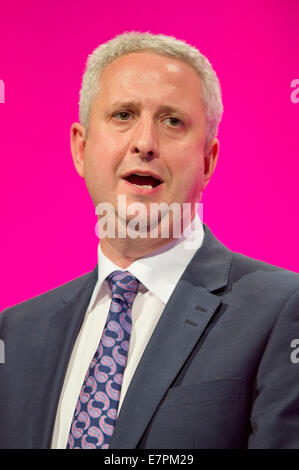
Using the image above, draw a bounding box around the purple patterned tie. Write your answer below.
[67,270,140,449]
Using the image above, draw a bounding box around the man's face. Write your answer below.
[71,52,219,230]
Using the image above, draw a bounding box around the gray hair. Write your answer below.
[79,31,223,145]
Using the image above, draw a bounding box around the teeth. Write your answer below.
[132,184,153,189]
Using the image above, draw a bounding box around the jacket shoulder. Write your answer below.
[229,250,299,292]
[0,267,97,324]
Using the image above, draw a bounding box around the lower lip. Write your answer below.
[122,179,164,195]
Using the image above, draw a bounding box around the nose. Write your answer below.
[130,116,159,161]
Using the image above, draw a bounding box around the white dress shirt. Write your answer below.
[51,214,204,448]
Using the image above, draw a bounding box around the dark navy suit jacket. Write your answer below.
[1,225,299,449]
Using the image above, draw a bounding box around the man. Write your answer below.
[0,31,299,449]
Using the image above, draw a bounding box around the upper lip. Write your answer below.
[122,170,164,183]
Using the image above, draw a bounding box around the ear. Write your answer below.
[70,122,86,178]
[203,137,219,190]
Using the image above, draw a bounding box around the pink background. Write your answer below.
[1,0,298,311]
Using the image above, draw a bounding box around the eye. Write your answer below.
[163,117,184,128]
[113,111,132,121]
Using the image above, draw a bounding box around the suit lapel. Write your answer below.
[32,267,98,449]
[109,282,222,449]
[110,225,232,449]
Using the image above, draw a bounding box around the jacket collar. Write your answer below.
[109,224,233,449]
[181,224,232,292]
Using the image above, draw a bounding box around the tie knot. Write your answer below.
[106,270,140,306]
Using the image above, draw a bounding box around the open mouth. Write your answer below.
[123,173,163,189]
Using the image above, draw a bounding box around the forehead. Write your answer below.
[97,51,204,108]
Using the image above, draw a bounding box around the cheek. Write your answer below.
[172,148,205,182]
[169,151,206,200]
[84,139,113,176]
[86,128,127,172]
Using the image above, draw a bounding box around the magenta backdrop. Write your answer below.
[1,0,299,311]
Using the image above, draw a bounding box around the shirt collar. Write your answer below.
[87,212,204,310]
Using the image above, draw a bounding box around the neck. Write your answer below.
[99,210,198,269]
[100,236,177,269]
